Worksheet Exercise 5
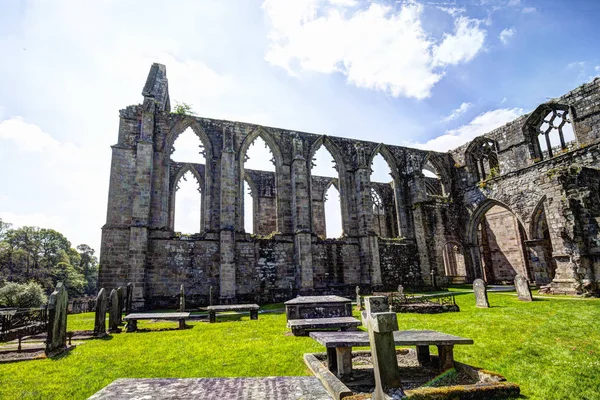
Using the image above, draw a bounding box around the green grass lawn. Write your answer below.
[0,293,599,399]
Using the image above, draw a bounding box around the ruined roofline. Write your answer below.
[138,63,450,158]
[448,76,600,155]
[140,63,599,159]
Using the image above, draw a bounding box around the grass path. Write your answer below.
[0,293,599,399]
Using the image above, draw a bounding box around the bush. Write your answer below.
[0,281,48,308]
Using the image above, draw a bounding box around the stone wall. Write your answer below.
[99,64,600,308]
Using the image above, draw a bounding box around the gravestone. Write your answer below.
[473,279,490,308]
[108,289,121,333]
[179,285,185,312]
[45,282,68,355]
[361,295,389,328]
[355,286,362,310]
[125,283,133,314]
[94,288,108,337]
[514,275,533,302]
[364,296,403,400]
[117,286,124,324]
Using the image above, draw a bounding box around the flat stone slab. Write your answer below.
[288,317,361,330]
[206,304,259,312]
[285,296,351,305]
[310,330,474,347]
[88,377,332,400]
[123,312,190,320]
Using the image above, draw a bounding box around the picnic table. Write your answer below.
[309,329,474,378]
[123,312,190,332]
[206,304,259,323]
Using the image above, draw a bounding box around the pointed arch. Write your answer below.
[237,126,283,234]
[369,144,406,237]
[169,163,204,232]
[308,135,349,235]
[467,198,531,282]
[165,117,213,162]
[369,144,401,180]
[465,136,500,182]
[523,103,577,160]
[530,195,548,239]
[165,117,213,231]
[467,198,529,245]
[308,135,347,173]
[322,178,342,238]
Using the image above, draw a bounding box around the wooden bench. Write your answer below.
[287,317,361,336]
[123,312,190,332]
[206,304,260,323]
[309,330,474,378]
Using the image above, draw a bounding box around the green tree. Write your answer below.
[0,223,96,296]
[0,281,47,308]
[77,244,99,295]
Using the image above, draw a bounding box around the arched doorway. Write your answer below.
[468,201,532,283]
[527,199,557,284]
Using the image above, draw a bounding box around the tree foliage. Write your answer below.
[0,222,99,298]
[0,281,48,308]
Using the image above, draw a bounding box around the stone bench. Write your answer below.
[287,317,361,336]
[206,304,260,323]
[123,312,190,332]
[309,329,474,379]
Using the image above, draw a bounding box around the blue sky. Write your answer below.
[1,0,600,251]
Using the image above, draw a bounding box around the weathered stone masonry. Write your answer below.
[99,63,600,308]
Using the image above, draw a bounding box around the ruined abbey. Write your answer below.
[99,63,600,308]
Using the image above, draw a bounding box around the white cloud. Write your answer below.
[568,61,586,69]
[437,7,466,17]
[442,102,472,122]
[263,0,486,99]
[522,7,536,13]
[507,0,521,6]
[433,17,487,66]
[499,28,515,45]
[409,108,524,152]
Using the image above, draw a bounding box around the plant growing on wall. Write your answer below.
[173,102,197,116]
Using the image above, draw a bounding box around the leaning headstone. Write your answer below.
[355,286,362,310]
[125,283,133,314]
[108,289,121,333]
[473,279,490,308]
[514,274,533,302]
[46,282,68,356]
[179,285,185,312]
[364,296,403,400]
[117,286,124,324]
[94,288,108,337]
